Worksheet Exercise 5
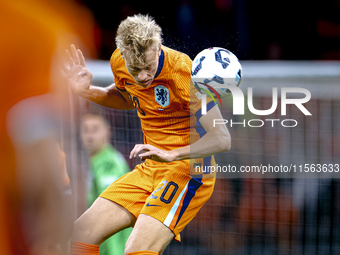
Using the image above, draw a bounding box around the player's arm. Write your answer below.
[172,104,231,160]
[63,44,134,110]
[81,84,134,110]
[130,105,231,162]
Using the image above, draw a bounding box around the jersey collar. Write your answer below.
[154,49,164,79]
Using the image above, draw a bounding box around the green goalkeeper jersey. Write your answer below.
[87,144,132,255]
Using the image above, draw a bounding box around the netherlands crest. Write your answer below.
[154,85,169,107]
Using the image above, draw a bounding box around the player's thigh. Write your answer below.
[124,214,174,254]
[72,197,136,245]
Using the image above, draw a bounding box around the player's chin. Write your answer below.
[137,79,152,88]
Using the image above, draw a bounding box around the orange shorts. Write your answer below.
[100,158,216,241]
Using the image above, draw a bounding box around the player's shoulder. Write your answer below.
[162,45,192,68]
[110,48,122,63]
[110,48,126,74]
[95,144,114,159]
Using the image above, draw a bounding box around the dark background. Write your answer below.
[80,0,340,60]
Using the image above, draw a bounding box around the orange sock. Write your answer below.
[71,241,100,255]
[126,251,158,255]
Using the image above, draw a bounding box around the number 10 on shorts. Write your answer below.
[150,180,179,204]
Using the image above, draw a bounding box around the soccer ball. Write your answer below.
[191,47,242,99]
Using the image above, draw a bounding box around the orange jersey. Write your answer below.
[110,46,213,152]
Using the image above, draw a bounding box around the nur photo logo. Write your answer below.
[196,83,312,128]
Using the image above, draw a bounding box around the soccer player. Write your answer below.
[64,14,231,255]
[81,113,132,255]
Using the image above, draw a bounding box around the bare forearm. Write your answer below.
[79,84,134,110]
[130,106,231,163]
[172,128,231,161]
[78,85,108,102]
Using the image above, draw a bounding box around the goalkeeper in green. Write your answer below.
[80,113,132,255]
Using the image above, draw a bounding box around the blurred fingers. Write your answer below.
[64,49,74,67]
[70,44,80,65]
[77,49,86,67]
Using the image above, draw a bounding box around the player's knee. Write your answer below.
[124,248,159,255]
[125,251,159,255]
[124,240,143,255]
[124,239,155,255]
[72,214,103,245]
[124,246,134,255]
[124,236,168,255]
[72,219,94,242]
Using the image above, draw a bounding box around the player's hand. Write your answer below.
[62,44,93,95]
[129,144,178,163]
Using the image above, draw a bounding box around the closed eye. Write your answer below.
[131,67,141,72]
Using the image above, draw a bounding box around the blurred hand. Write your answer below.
[63,44,93,95]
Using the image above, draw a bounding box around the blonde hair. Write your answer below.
[116,14,162,66]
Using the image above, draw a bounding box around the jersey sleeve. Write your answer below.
[110,49,126,92]
[173,53,214,120]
